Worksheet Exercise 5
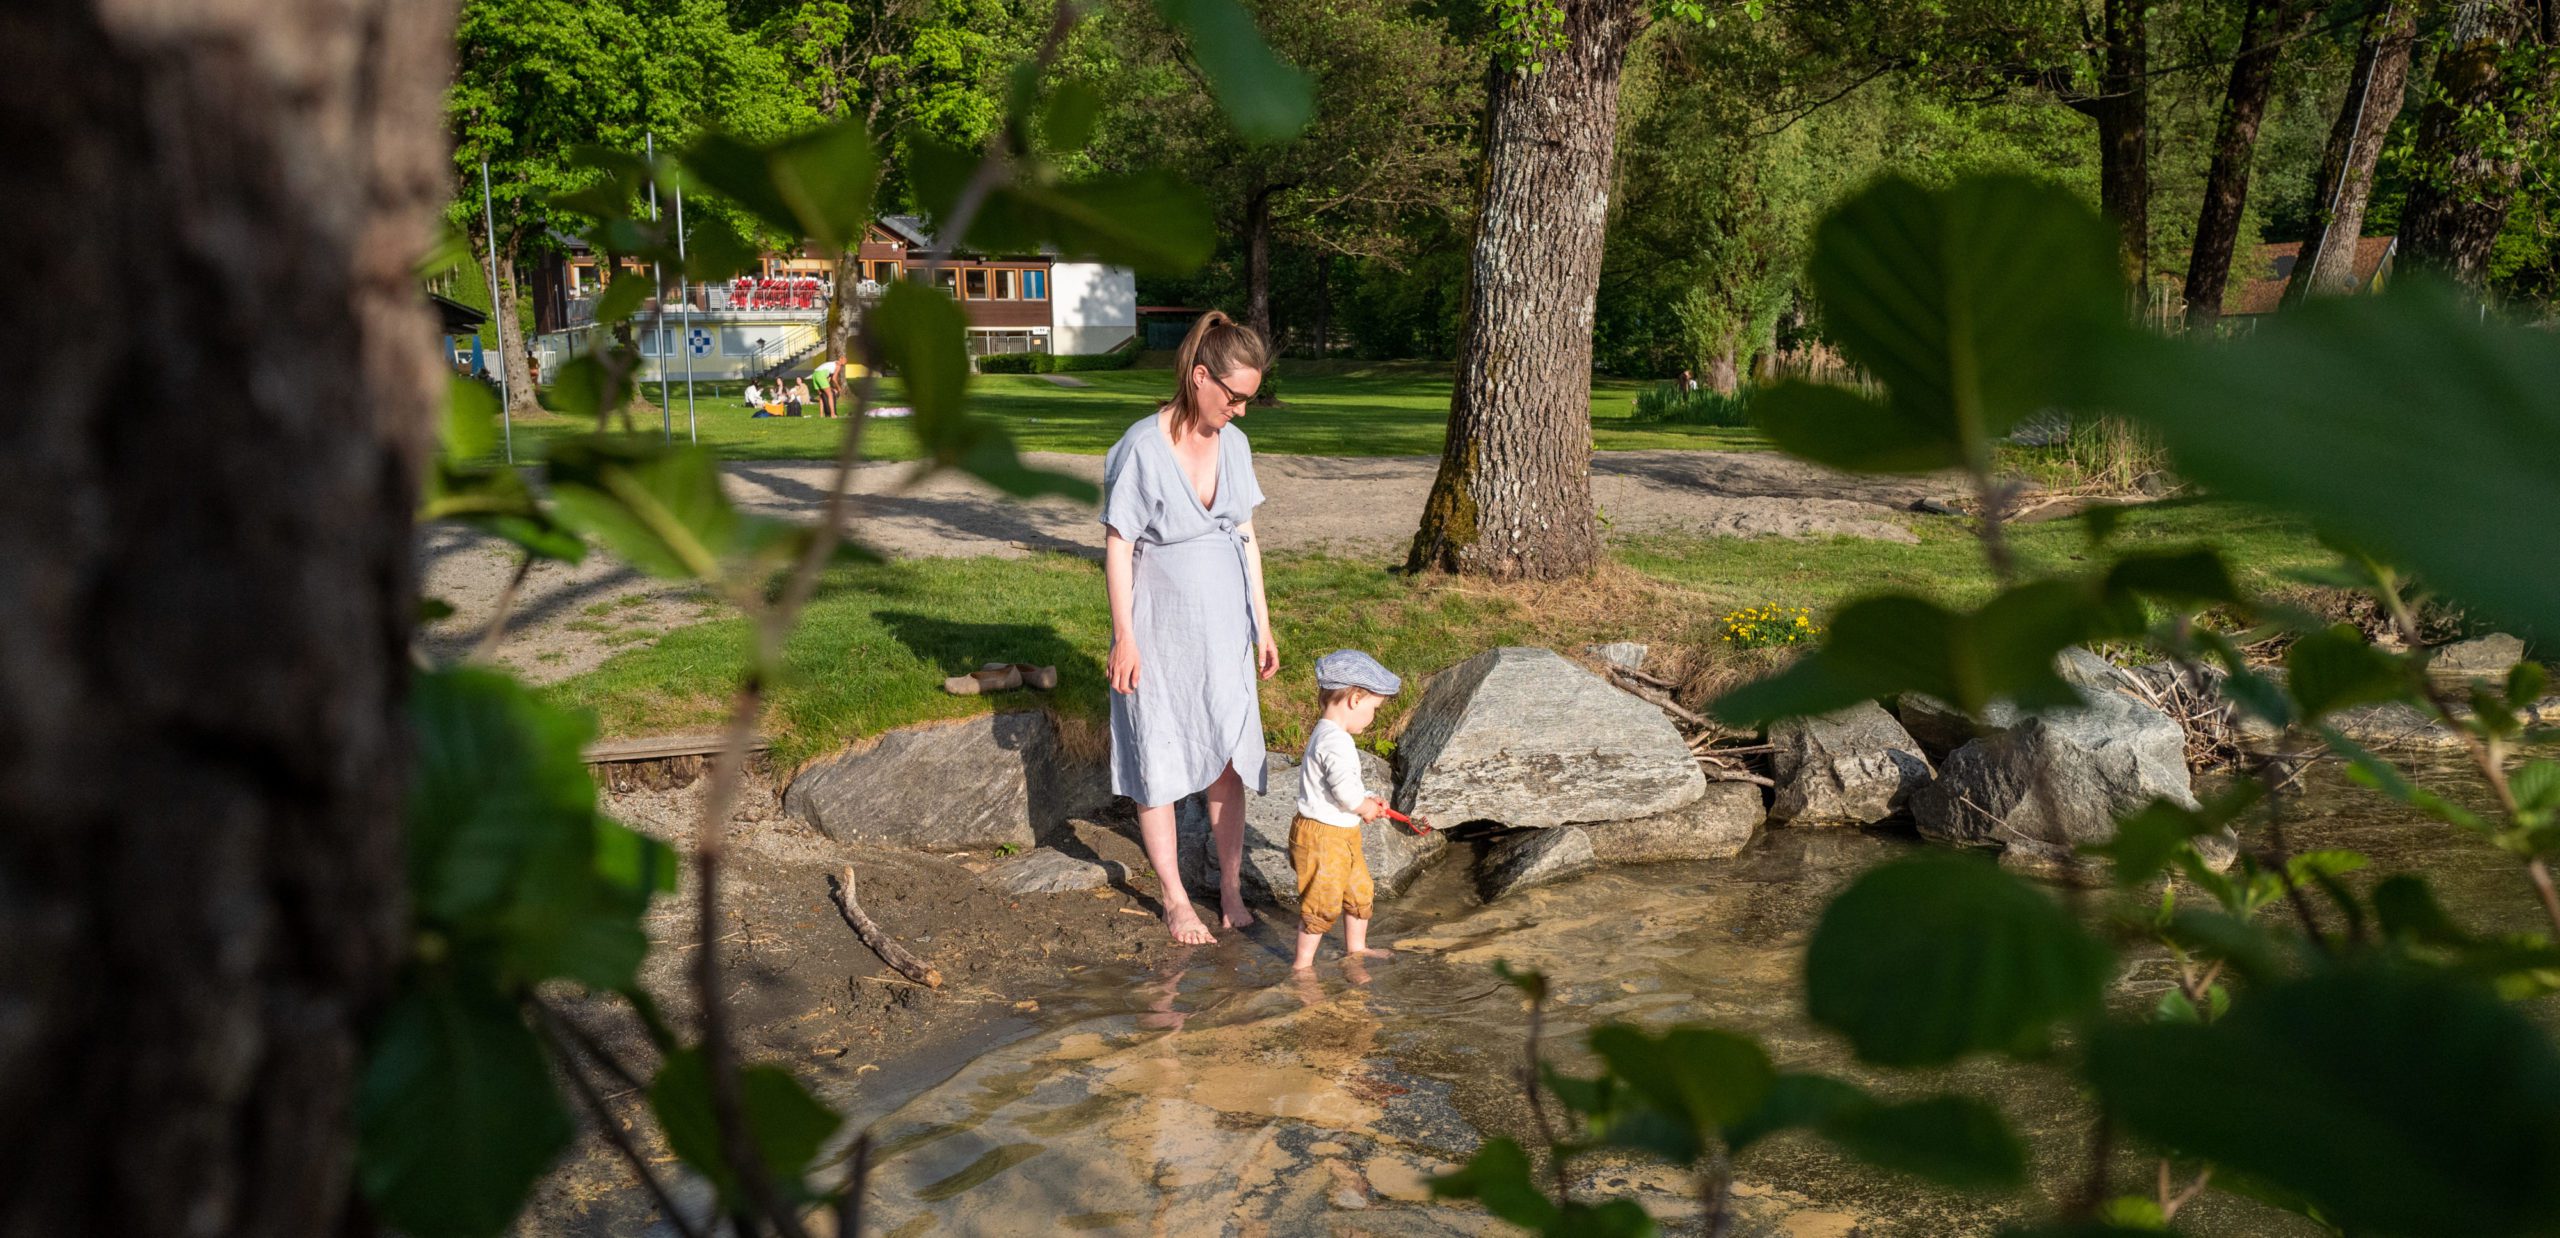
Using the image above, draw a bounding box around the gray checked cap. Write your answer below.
[1314,649,1402,696]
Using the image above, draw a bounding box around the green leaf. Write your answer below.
[1151,0,1315,143]
[1822,1095,2027,1191]
[443,377,501,462]
[1431,1137,1559,1228]
[595,817,680,896]
[408,668,599,925]
[548,355,628,424]
[650,1048,845,1209]
[2103,548,2245,608]
[1586,1024,1774,1161]
[2091,280,2560,636]
[594,272,651,327]
[2087,963,2560,1236]
[1551,1200,1660,1237]
[2285,626,2411,720]
[2088,783,2263,887]
[2328,730,2490,833]
[1760,175,2121,475]
[2509,662,2548,712]
[682,122,878,253]
[1714,582,2126,726]
[1751,381,1962,473]
[1805,853,2114,1067]
[2095,1195,2171,1229]
[2513,760,2560,817]
[356,981,571,1238]
[1726,1073,1868,1154]
[546,436,746,584]
[419,596,457,623]
[1043,79,1102,151]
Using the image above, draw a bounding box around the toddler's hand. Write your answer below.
[1357,796,1385,822]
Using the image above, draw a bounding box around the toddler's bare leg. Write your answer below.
[1344,914,1391,958]
[1293,929,1322,970]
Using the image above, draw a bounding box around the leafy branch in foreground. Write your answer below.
[372,2,1312,1233]
[1442,175,2560,1237]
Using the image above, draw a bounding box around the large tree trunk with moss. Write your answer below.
[2287,1,2419,304]
[0,0,448,1233]
[492,232,541,418]
[1407,0,1637,580]
[2183,0,2317,330]
[2401,0,2558,288]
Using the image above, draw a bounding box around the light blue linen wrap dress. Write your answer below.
[1101,414,1270,808]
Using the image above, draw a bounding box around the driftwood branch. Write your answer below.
[1606,664,1710,728]
[828,866,943,988]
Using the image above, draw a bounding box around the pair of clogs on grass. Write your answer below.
[942,661,1059,695]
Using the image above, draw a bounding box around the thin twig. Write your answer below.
[474,549,537,659]
[1606,664,1709,727]
[532,1003,710,1238]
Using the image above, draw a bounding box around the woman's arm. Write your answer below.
[1105,529,1141,693]
[1239,519,1278,680]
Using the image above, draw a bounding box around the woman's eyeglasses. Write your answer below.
[1203,369,1250,409]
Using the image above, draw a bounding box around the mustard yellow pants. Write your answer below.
[1290,815,1374,935]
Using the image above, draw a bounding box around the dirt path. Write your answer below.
[421,450,1956,683]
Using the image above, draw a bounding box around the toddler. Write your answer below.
[1292,650,1406,970]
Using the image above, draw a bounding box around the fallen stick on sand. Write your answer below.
[827,866,943,988]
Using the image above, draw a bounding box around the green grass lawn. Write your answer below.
[542,497,2332,768]
[509,364,1766,461]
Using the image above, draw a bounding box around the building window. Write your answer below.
[937,270,957,295]
[1023,270,1048,300]
[964,269,988,299]
[868,260,901,283]
[993,269,1016,300]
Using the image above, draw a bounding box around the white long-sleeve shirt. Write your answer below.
[1295,719,1370,828]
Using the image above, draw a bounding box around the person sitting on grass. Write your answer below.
[1291,650,1406,971]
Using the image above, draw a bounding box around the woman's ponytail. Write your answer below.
[1166,309,1270,432]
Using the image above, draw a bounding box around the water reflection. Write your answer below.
[851,762,2544,1236]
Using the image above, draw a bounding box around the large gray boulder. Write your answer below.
[1174,749,1449,907]
[2432,633,2528,679]
[1768,703,1933,826]
[1477,827,1599,901]
[1896,648,2128,760]
[1395,647,1704,830]
[1587,783,1765,864]
[1912,660,2196,852]
[784,711,1106,850]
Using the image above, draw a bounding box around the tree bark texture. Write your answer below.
[492,233,540,418]
[2183,0,2318,329]
[1245,183,1276,344]
[1407,0,1637,580]
[2401,0,2557,287]
[0,0,451,1234]
[2288,1,2419,303]
[2093,0,2151,282]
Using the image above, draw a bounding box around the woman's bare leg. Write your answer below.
[1136,801,1214,944]
[1206,765,1254,930]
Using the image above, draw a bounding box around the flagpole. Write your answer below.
[479,159,514,464]
[647,130,671,441]
[675,177,698,444]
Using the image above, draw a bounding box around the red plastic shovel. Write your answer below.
[1380,805,1432,835]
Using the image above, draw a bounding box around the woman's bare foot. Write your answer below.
[1220,889,1256,931]
[1164,902,1216,945]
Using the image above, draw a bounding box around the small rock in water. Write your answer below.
[985,847,1122,895]
[1913,650,2195,852]
[1477,827,1599,901]
[2431,633,2530,679]
[1768,702,1933,827]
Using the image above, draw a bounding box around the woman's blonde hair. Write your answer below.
[1166,310,1270,433]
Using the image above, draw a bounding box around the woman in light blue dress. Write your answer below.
[1101,311,1278,945]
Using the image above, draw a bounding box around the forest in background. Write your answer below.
[447,0,2560,384]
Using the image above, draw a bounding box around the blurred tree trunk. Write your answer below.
[2401,0,2558,287]
[2288,1,2419,304]
[1245,182,1277,343]
[491,233,541,418]
[2089,0,2152,281]
[2184,0,2320,330]
[0,0,450,1234]
[1408,0,1639,580]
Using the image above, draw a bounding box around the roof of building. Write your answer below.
[2231,235,2397,315]
[429,292,488,332]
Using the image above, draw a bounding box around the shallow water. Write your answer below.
[843,762,2549,1237]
